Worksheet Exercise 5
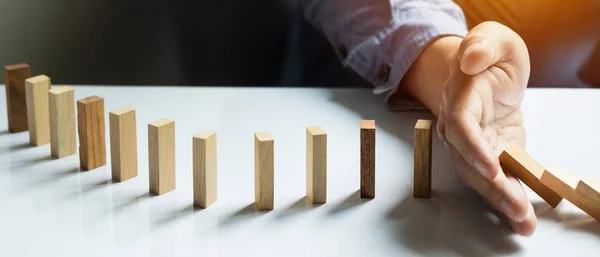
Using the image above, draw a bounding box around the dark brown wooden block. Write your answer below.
[4,63,31,132]
[360,120,375,199]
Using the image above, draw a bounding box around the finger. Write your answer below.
[458,21,530,77]
[508,202,537,236]
[436,92,448,147]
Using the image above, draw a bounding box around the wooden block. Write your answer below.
[193,131,217,208]
[306,126,327,204]
[25,75,51,146]
[4,63,31,132]
[49,86,76,158]
[499,143,562,208]
[77,96,107,171]
[414,119,432,198]
[575,176,600,218]
[148,118,176,195]
[540,166,600,220]
[109,106,138,182]
[360,120,375,199]
[255,132,274,210]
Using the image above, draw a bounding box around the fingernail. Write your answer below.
[500,198,519,222]
[474,158,495,180]
[463,42,483,61]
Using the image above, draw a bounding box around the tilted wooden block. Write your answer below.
[148,118,176,195]
[414,119,432,198]
[77,96,107,170]
[540,166,600,220]
[109,106,138,182]
[4,63,31,132]
[25,75,51,146]
[193,131,218,208]
[360,120,375,199]
[306,126,327,204]
[499,143,562,208]
[49,86,76,158]
[255,132,274,210]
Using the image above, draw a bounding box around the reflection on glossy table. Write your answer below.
[1,86,599,257]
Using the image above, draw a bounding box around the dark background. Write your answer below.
[0,0,369,88]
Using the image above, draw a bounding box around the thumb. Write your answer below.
[458,21,530,77]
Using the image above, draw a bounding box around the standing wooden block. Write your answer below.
[109,107,138,182]
[540,166,600,220]
[414,119,432,198]
[77,96,107,170]
[148,119,176,195]
[4,63,31,132]
[193,131,217,208]
[499,143,562,208]
[25,75,51,146]
[49,86,76,158]
[360,120,376,199]
[255,132,274,210]
[306,126,327,204]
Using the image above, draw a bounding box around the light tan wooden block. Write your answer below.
[109,107,138,182]
[360,120,375,199]
[540,166,600,220]
[306,126,327,204]
[414,119,432,198]
[255,132,274,211]
[77,96,106,170]
[148,118,175,195]
[499,143,562,208]
[4,63,31,132]
[25,75,51,146]
[49,86,76,158]
[193,131,217,208]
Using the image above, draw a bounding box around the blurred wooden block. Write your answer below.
[148,118,176,195]
[4,63,31,132]
[499,143,562,208]
[109,106,138,182]
[193,131,217,208]
[77,96,106,170]
[414,119,432,198]
[25,75,51,146]
[540,166,600,220]
[255,132,274,210]
[49,86,76,158]
[306,126,327,204]
[360,120,375,199]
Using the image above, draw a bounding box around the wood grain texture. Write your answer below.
[414,119,432,198]
[77,96,107,170]
[49,86,76,158]
[499,143,562,208]
[255,132,274,210]
[360,120,375,199]
[540,166,600,220]
[4,63,31,132]
[109,106,138,182]
[25,75,51,146]
[148,118,176,195]
[306,126,327,204]
[193,131,217,208]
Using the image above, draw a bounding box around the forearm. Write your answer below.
[400,36,463,117]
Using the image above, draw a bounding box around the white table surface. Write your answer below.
[1,85,600,257]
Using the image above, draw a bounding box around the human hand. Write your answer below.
[436,21,535,236]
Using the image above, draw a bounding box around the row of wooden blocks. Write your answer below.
[4,63,434,210]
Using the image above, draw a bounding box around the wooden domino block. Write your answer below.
[540,166,600,220]
[360,120,375,199]
[499,143,562,208]
[109,107,138,182]
[4,63,31,132]
[77,96,107,170]
[25,75,51,146]
[306,126,327,204]
[49,86,76,158]
[255,132,274,210]
[414,119,432,198]
[193,131,217,208]
[148,118,176,195]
